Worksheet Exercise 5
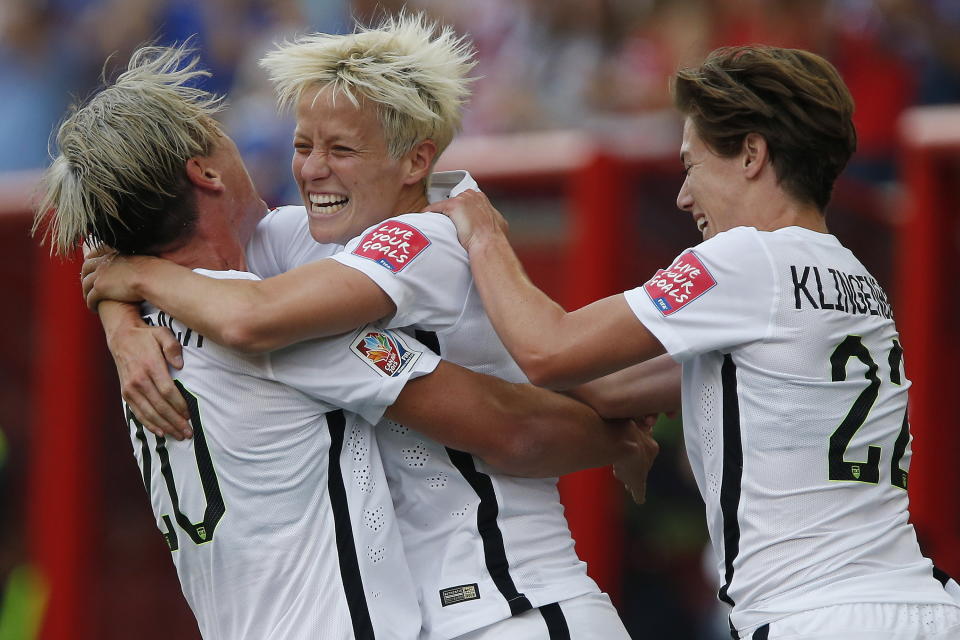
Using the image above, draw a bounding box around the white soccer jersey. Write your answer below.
[624,226,957,635]
[247,172,602,640]
[129,269,440,640]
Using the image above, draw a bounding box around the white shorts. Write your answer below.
[740,602,960,640]
[452,592,629,640]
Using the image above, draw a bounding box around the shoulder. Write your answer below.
[692,226,773,273]
[247,205,309,256]
[385,212,458,238]
[260,204,307,225]
[346,213,463,264]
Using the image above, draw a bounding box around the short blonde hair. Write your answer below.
[260,12,475,160]
[34,44,224,255]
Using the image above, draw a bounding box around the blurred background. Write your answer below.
[1,0,959,638]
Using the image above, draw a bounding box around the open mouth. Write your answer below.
[696,217,708,233]
[309,193,349,215]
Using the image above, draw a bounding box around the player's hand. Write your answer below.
[425,190,509,253]
[81,253,153,310]
[613,422,660,505]
[107,320,192,440]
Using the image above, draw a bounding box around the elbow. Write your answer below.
[515,348,568,389]
[218,320,277,354]
[480,429,549,478]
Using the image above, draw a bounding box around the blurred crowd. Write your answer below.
[3,0,960,199]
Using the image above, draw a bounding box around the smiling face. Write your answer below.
[677,117,752,241]
[292,86,425,245]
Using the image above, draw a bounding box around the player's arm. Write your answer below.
[568,354,681,419]
[429,190,665,389]
[82,253,394,353]
[97,300,192,438]
[385,361,655,478]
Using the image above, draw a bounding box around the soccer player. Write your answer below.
[426,46,960,639]
[82,14,657,639]
[37,44,647,639]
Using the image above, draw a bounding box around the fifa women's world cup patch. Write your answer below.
[643,251,717,316]
[351,326,423,377]
[351,220,431,273]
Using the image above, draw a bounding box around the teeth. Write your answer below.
[697,218,708,232]
[309,193,348,214]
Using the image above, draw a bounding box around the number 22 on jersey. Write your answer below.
[829,335,909,489]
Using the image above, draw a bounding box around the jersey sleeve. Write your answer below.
[327,213,472,330]
[245,205,341,277]
[624,227,778,361]
[266,325,441,425]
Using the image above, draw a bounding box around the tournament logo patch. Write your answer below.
[351,327,422,377]
[643,251,717,316]
[351,220,431,273]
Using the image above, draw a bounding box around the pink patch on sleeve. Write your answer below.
[643,251,717,316]
[351,220,431,273]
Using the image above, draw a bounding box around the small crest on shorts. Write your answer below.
[351,220,431,273]
[643,251,717,316]
[439,583,481,607]
[351,327,422,377]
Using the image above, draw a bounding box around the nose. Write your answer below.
[299,149,331,181]
[676,179,693,212]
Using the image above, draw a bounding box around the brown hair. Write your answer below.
[672,46,856,211]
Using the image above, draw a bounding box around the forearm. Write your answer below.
[494,383,639,478]
[99,299,147,345]
[465,232,569,379]
[135,258,394,353]
[386,362,636,478]
[130,259,286,352]
[568,354,682,419]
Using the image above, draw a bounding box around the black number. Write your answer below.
[828,336,909,489]
[126,380,225,549]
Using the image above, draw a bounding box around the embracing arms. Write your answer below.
[386,360,657,480]
[83,254,394,353]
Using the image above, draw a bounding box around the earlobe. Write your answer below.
[402,139,438,186]
[186,157,225,192]
[742,133,767,179]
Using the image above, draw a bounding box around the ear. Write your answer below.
[401,139,438,186]
[741,133,769,180]
[185,156,225,193]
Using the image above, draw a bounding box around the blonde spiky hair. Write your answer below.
[260,12,476,160]
[33,44,224,256]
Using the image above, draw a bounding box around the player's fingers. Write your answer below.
[80,254,106,279]
[82,273,103,311]
[632,481,648,505]
[637,414,658,429]
[121,368,188,439]
[124,389,181,440]
[156,329,185,370]
[150,372,192,436]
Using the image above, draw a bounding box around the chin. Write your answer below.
[307,220,342,246]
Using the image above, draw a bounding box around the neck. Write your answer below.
[745,181,828,234]
[759,199,828,234]
[156,204,250,272]
[392,182,430,216]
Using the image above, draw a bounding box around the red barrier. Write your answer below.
[27,246,102,640]
[896,106,960,575]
